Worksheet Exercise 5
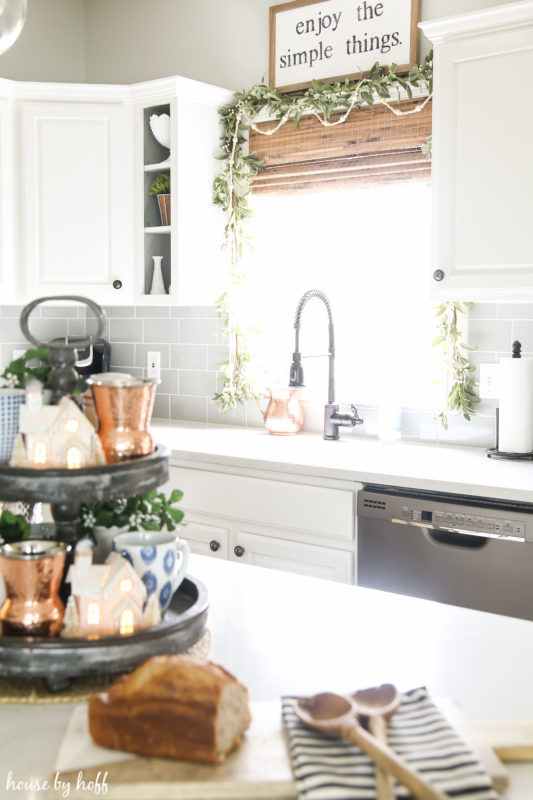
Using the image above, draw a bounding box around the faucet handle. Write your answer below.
[348,404,364,426]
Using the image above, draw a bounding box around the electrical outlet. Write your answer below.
[147,351,161,381]
[479,363,500,399]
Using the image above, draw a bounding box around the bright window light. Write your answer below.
[246,182,441,410]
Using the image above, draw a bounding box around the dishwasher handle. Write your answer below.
[422,528,488,550]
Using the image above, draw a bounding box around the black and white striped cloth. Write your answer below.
[282,687,500,800]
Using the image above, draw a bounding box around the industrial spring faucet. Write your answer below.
[288,289,363,440]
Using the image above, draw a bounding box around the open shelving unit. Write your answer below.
[143,102,172,298]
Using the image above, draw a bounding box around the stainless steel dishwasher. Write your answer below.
[357,484,533,620]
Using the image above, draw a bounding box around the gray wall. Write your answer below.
[0,0,85,83]
[0,0,522,88]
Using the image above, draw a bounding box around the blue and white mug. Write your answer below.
[113,530,190,612]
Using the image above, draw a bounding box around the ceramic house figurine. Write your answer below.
[62,542,161,638]
[10,382,106,469]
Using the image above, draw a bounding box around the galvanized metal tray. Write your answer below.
[0,574,208,692]
[0,445,170,504]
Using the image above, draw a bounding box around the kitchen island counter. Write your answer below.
[151,420,533,504]
[1,554,533,798]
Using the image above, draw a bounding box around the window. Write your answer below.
[66,446,83,470]
[87,602,100,626]
[33,441,47,465]
[243,98,439,416]
[119,609,135,636]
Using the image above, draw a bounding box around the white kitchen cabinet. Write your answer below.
[168,463,357,584]
[421,3,533,300]
[0,75,231,307]
[0,82,18,303]
[131,77,232,305]
[19,93,133,304]
[230,528,353,582]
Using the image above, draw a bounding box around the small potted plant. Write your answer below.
[77,489,185,563]
[149,172,171,226]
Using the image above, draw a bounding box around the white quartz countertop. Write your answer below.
[2,555,533,799]
[150,420,533,503]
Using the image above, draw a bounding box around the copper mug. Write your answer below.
[0,540,68,637]
[87,376,157,463]
[258,388,304,435]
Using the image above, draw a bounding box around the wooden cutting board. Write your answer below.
[49,699,533,800]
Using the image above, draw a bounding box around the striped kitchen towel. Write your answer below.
[282,686,500,800]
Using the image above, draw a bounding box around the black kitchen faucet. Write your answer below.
[289,289,363,440]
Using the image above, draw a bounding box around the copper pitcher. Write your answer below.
[87,376,157,462]
[0,540,68,637]
[258,388,304,435]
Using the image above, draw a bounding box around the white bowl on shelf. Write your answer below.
[149,113,170,151]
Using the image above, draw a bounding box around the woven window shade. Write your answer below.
[249,98,432,194]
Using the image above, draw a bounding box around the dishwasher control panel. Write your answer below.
[398,505,525,540]
[358,489,531,542]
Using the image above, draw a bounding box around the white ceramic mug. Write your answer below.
[113,530,189,612]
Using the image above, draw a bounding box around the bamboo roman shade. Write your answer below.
[249,98,432,194]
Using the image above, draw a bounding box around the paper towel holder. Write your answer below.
[487,409,533,460]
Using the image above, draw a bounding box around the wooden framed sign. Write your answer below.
[270,0,420,92]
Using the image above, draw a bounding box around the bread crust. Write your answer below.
[88,655,251,763]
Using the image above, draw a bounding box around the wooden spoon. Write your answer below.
[295,692,449,800]
[352,683,402,800]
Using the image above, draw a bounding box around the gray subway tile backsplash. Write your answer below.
[109,342,135,368]
[171,344,208,370]
[171,395,208,423]
[110,318,143,343]
[1,301,533,446]
[179,317,218,345]
[144,318,179,344]
[468,319,513,353]
[179,370,217,397]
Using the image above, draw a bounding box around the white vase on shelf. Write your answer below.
[149,256,166,295]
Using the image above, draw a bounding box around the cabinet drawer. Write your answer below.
[170,467,354,541]
[180,515,229,559]
[231,529,353,583]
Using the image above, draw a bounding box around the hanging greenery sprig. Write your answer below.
[433,301,480,429]
[212,54,433,412]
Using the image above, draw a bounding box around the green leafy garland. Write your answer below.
[433,301,480,429]
[212,55,434,412]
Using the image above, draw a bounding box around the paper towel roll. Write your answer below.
[498,357,533,453]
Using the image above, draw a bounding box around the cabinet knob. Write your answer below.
[433,269,445,282]
[209,539,221,552]
[233,545,245,558]
[112,279,123,290]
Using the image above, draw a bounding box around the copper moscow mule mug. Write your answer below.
[87,376,157,463]
[0,540,68,637]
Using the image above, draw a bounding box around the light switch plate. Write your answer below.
[479,363,500,399]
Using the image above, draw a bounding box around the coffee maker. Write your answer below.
[51,337,111,376]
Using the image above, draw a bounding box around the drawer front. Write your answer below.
[170,467,354,542]
[231,529,353,583]
[180,515,229,559]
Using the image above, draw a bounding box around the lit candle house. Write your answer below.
[10,383,106,469]
[62,543,161,638]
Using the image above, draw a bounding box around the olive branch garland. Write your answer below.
[212,54,434,412]
[433,301,480,429]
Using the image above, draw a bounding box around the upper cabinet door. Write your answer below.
[20,101,134,304]
[422,4,533,300]
[0,94,18,303]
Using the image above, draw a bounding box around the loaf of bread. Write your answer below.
[88,654,251,763]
